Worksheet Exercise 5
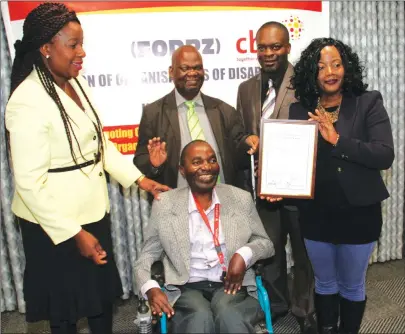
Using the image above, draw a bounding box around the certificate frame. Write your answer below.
[258,119,318,199]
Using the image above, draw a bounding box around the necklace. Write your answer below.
[316,98,341,123]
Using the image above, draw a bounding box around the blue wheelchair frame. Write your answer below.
[255,275,274,333]
[156,263,273,333]
[159,285,168,334]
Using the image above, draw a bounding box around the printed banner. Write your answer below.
[2,1,329,155]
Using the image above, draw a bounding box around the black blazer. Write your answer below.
[289,90,394,206]
[134,90,250,189]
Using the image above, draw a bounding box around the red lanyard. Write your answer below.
[192,194,227,274]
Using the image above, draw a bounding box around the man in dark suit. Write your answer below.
[236,21,316,333]
[134,45,258,189]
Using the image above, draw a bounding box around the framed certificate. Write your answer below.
[258,119,318,199]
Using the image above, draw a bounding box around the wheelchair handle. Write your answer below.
[255,263,264,276]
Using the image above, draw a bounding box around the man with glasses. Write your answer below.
[134,45,258,190]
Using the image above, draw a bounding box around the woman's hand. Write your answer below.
[137,177,171,200]
[308,109,339,145]
[74,229,107,265]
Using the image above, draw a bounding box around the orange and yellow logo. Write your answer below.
[283,16,304,41]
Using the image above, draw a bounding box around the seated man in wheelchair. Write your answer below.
[135,140,274,333]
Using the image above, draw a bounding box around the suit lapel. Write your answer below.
[169,188,191,270]
[33,70,92,127]
[164,90,181,142]
[215,186,237,260]
[169,186,238,270]
[202,94,227,166]
[164,91,181,167]
[335,94,357,137]
[254,74,262,130]
[69,78,98,124]
[273,63,294,119]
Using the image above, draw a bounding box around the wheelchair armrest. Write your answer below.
[151,260,165,288]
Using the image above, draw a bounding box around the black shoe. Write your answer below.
[321,325,338,334]
[339,297,366,334]
[315,293,340,334]
[295,313,318,334]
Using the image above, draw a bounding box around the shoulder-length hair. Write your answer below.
[291,37,368,110]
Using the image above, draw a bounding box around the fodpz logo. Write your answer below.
[131,38,221,58]
[236,30,257,54]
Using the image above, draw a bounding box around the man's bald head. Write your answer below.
[171,45,202,67]
[169,45,205,100]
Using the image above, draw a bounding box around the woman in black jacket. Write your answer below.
[289,38,394,334]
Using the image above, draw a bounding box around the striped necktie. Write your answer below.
[185,101,206,140]
[185,101,220,183]
[261,79,276,119]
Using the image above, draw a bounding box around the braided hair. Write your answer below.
[9,2,105,167]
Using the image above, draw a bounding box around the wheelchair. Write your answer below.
[146,260,274,334]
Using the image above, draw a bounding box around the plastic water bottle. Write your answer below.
[134,297,152,334]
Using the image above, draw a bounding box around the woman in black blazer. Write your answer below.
[289,38,394,334]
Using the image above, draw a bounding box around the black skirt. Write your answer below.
[18,214,123,324]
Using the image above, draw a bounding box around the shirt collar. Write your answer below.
[175,88,203,108]
[188,188,220,214]
[261,63,287,89]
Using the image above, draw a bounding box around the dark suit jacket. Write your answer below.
[134,90,250,189]
[236,64,298,208]
[289,90,395,206]
[236,63,296,135]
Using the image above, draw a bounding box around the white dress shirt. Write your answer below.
[141,189,253,297]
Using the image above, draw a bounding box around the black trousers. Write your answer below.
[256,200,315,318]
